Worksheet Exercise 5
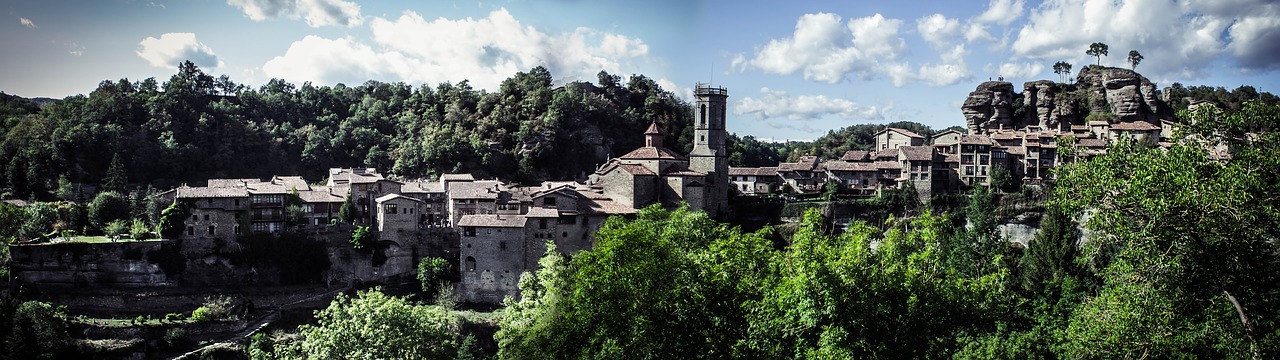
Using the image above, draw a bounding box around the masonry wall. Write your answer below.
[458,226,526,304]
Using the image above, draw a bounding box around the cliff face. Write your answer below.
[964,66,1173,134]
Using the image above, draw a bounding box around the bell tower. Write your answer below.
[689,83,729,217]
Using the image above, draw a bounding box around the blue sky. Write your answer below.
[4,0,1279,141]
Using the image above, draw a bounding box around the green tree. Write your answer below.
[88,191,131,232]
[1052,61,1073,83]
[102,153,128,194]
[55,176,74,201]
[339,189,357,224]
[989,163,1012,193]
[5,301,73,359]
[129,218,152,240]
[1053,101,1280,357]
[291,289,458,359]
[417,257,453,300]
[19,202,57,241]
[157,200,190,239]
[1127,50,1143,70]
[1087,42,1109,66]
[350,225,373,250]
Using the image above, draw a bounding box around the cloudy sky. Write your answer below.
[4,0,1279,140]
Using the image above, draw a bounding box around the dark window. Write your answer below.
[463,227,476,236]
[544,197,556,206]
[499,241,507,250]
[187,226,194,236]
[207,226,215,235]
[465,257,476,272]
[539,219,547,229]
[562,232,569,238]
[203,214,210,221]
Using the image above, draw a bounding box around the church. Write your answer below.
[588,83,731,218]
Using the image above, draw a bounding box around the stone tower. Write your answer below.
[689,83,729,218]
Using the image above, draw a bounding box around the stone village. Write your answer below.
[11,70,1204,304]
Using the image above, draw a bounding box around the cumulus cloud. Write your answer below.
[262,8,651,90]
[965,23,995,43]
[1012,0,1280,79]
[735,87,885,121]
[976,0,1026,25]
[994,61,1046,79]
[732,12,905,84]
[917,14,961,48]
[137,33,221,69]
[19,17,36,28]
[227,0,362,27]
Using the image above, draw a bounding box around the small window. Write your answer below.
[539,219,547,229]
[207,226,215,235]
[385,204,397,214]
[465,257,476,272]
[499,241,507,250]
[544,197,556,206]
[562,232,569,238]
[234,225,241,235]
[234,199,240,207]
[203,214,210,221]
[187,226,194,236]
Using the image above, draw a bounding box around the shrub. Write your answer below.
[129,218,152,240]
[164,327,188,349]
[417,257,453,298]
[89,191,131,231]
[165,313,184,323]
[350,226,373,250]
[103,220,128,239]
[190,296,235,322]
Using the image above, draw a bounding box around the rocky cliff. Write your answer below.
[964,66,1173,134]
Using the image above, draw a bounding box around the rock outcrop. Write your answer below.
[1075,66,1163,122]
[962,81,1015,133]
[964,66,1171,134]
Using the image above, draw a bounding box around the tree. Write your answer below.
[1052,61,1073,83]
[1086,42,1109,66]
[19,203,58,241]
[157,200,190,239]
[349,225,373,250]
[291,289,458,359]
[102,153,128,194]
[1052,101,1280,357]
[417,257,453,300]
[989,163,1012,193]
[5,301,73,359]
[88,191,131,231]
[1127,50,1144,70]
[338,189,357,224]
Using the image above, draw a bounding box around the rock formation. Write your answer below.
[965,66,1172,134]
[962,81,1015,133]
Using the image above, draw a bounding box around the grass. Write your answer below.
[43,236,167,245]
[73,315,190,327]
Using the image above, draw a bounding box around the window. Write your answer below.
[187,226,194,236]
[562,232,569,238]
[965,166,975,175]
[558,215,576,225]
[207,226,215,235]
[700,105,707,126]
[385,204,397,214]
[234,199,240,207]
[539,219,547,229]
[203,214,210,221]
[465,257,476,272]
[499,241,507,250]
[980,155,990,165]
[463,227,476,236]
[234,225,241,235]
[544,197,556,206]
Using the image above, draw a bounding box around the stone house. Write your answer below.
[777,155,824,193]
[874,127,925,151]
[728,167,781,196]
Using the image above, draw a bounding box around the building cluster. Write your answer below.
[731,117,1180,200]
[165,84,734,303]
[160,82,1192,303]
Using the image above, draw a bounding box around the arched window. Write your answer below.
[465,256,476,272]
[700,104,707,126]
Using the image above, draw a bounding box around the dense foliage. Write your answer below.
[491,101,1280,358]
[0,62,697,201]
[265,289,459,359]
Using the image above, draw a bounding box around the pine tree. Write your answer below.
[102,153,128,194]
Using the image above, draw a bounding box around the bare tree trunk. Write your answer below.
[1223,290,1259,360]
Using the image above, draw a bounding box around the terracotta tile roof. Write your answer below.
[899,146,935,161]
[247,183,290,195]
[298,186,345,203]
[1088,121,1110,126]
[458,214,527,228]
[1110,121,1161,131]
[1004,146,1027,155]
[401,180,444,193]
[574,190,638,215]
[644,122,662,135]
[729,167,779,176]
[176,186,249,199]
[822,161,878,172]
[620,164,656,176]
[525,207,560,218]
[662,164,705,177]
[778,156,819,171]
[943,153,961,162]
[875,161,902,170]
[327,168,385,185]
[448,180,502,200]
[207,178,258,187]
[872,150,899,160]
[840,150,870,161]
[990,131,1021,140]
[1077,138,1108,148]
[879,127,924,138]
[441,173,475,182]
[618,146,686,160]
[1070,124,1088,131]
[960,135,994,145]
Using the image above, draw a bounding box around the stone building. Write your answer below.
[874,127,926,150]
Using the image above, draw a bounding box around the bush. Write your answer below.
[165,313,184,323]
[417,257,453,298]
[103,220,128,239]
[164,327,188,349]
[129,218,152,240]
[350,226,373,250]
[190,296,235,322]
[89,191,131,231]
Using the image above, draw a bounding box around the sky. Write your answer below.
[3,0,1279,141]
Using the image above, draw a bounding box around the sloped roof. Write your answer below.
[441,173,475,182]
[876,127,924,138]
[1078,138,1108,148]
[644,122,663,135]
[778,156,819,171]
[458,214,527,228]
[207,178,257,187]
[960,135,994,145]
[899,146,935,161]
[618,147,686,160]
[620,164,657,176]
[875,161,902,170]
[1110,121,1161,131]
[298,186,345,203]
[662,163,705,177]
[176,186,249,199]
[872,149,899,160]
[327,168,385,185]
[822,161,878,172]
[448,180,502,200]
[840,150,870,161]
[575,190,638,215]
[525,207,560,218]
[376,193,422,204]
[729,167,780,176]
[401,180,444,193]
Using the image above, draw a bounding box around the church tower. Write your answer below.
[689,83,729,218]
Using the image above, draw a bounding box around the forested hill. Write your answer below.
[1,62,703,200]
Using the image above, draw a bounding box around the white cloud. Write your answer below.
[965,23,995,43]
[885,45,972,87]
[733,12,905,84]
[656,78,692,102]
[262,9,651,90]
[19,17,36,29]
[917,14,961,48]
[976,0,1026,25]
[68,42,85,57]
[735,87,885,121]
[996,61,1046,79]
[136,33,221,69]
[227,0,362,27]
[1009,0,1280,80]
